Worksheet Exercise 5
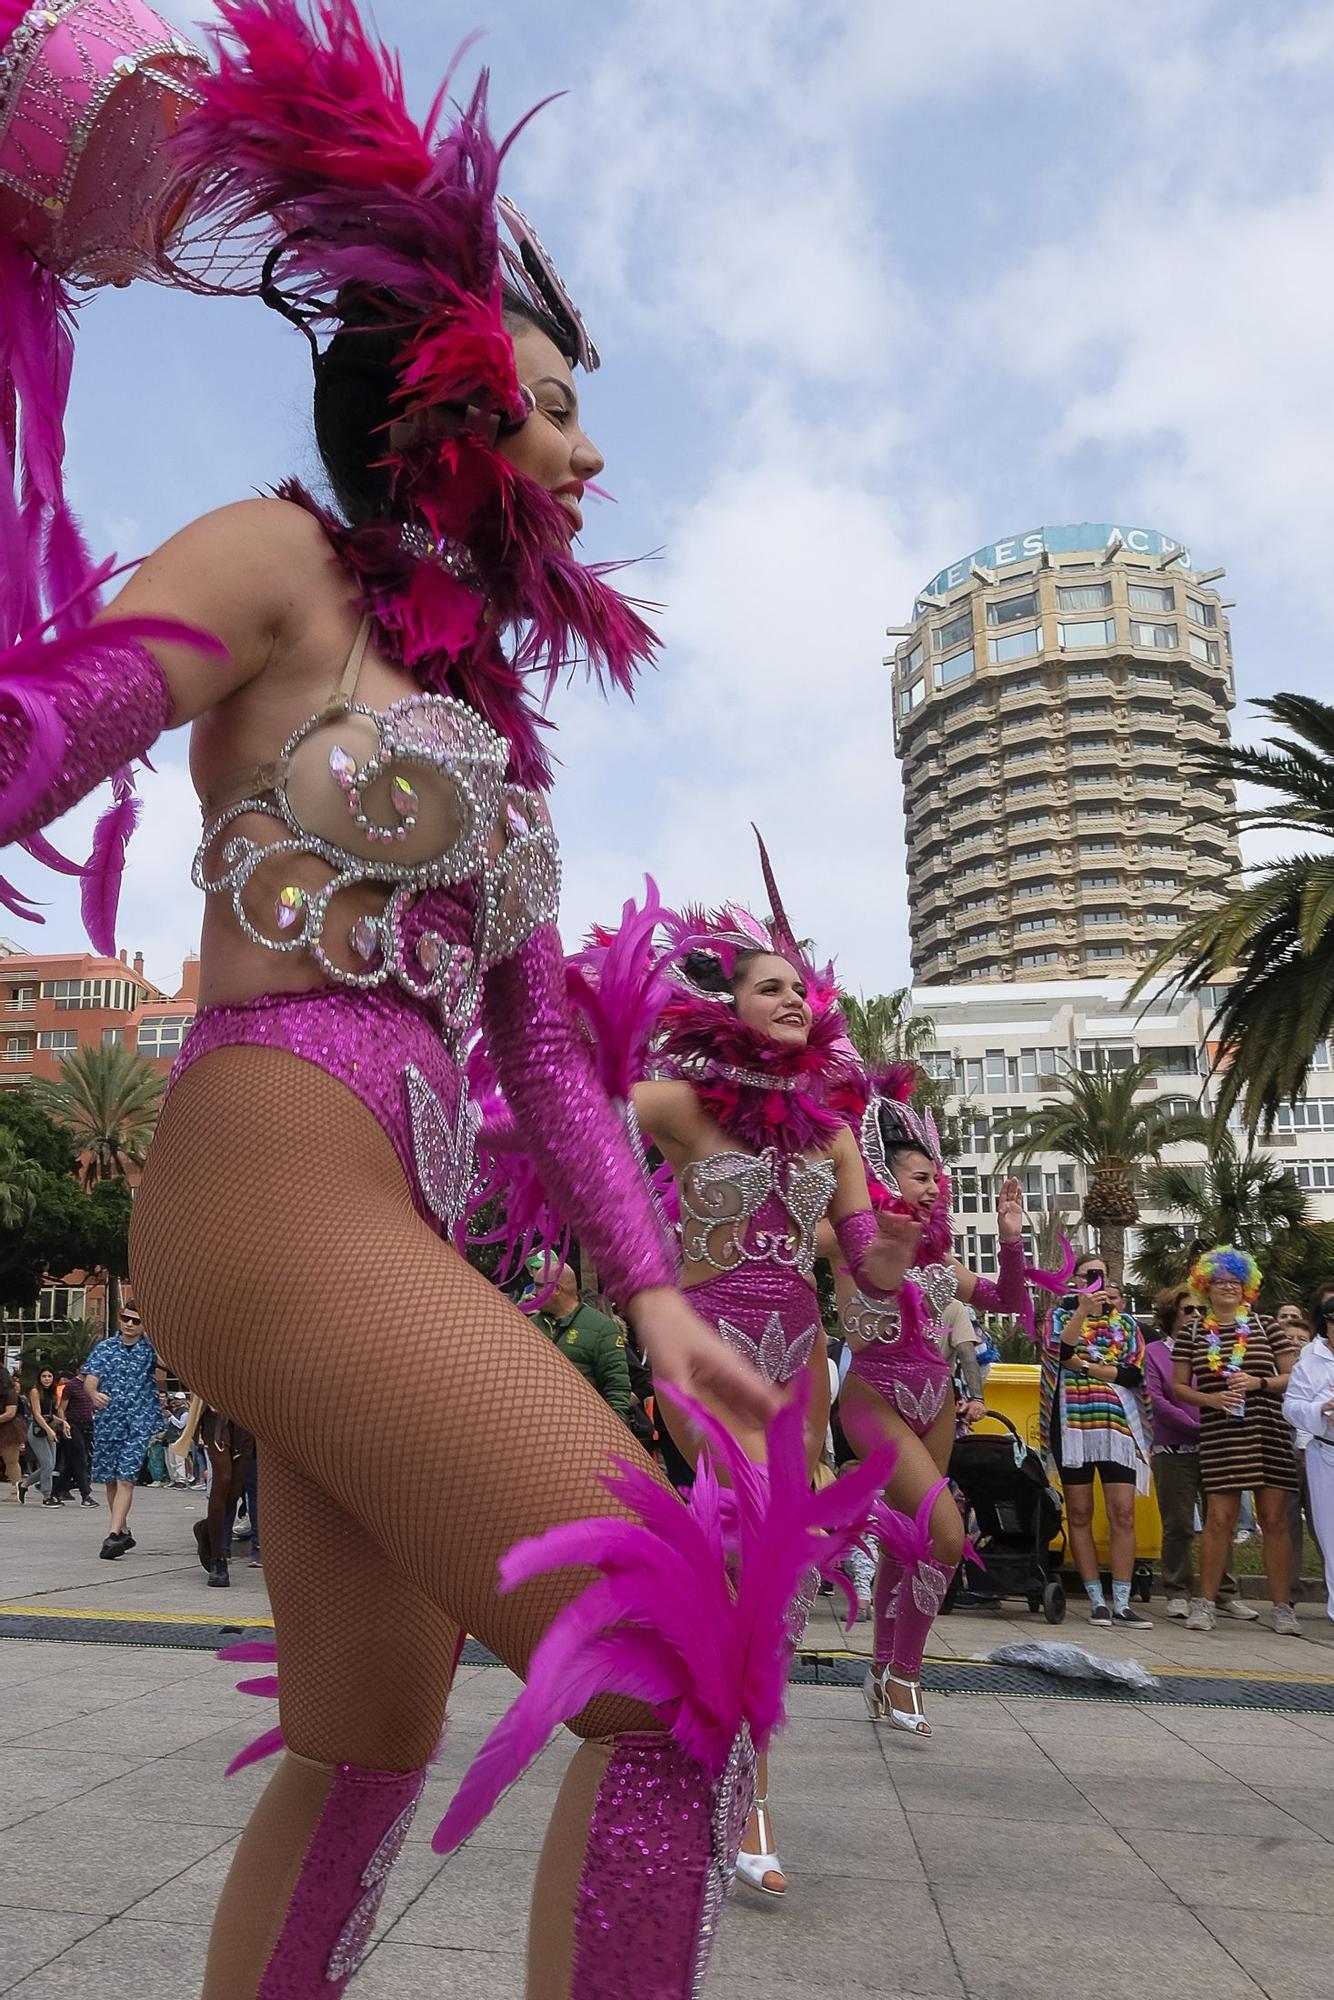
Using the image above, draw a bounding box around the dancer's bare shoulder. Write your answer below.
[632,1078,709,1152]
[97,497,343,722]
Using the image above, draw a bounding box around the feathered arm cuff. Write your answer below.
[0,613,222,951]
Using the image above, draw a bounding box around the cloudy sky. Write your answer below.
[10,0,1334,1000]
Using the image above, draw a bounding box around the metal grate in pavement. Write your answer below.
[4,1608,1334,1713]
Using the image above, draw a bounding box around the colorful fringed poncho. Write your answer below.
[1044,1306,1151,1494]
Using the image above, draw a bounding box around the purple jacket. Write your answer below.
[1143,1339,1199,1451]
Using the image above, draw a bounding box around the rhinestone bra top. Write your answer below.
[842,1259,958,1355]
[678,1147,836,1277]
[193,617,559,1051]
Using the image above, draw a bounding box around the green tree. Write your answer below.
[31,1043,164,1185]
[0,1088,79,1176]
[841,989,957,1154]
[994,1056,1206,1286]
[841,989,937,1069]
[1137,693,1334,1137]
[0,1127,41,1232]
[1132,1140,1311,1300]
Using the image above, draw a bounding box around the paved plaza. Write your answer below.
[3,1489,1333,1999]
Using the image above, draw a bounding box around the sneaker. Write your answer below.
[1112,1605,1154,1629]
[99,1531,131,1560]
[1166,1597,1190,1621]
[1185,1597,1216,1631]
[1216,1597,1259,1621]
[1269,1603,1301,1637]
[1087,1602,1112,1625]
[80,1496,98,1507]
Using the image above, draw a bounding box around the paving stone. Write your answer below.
[934,1886,1266,2000]
[1072,1774,1319,1838]
[1192,1907,1331,2000]
[0,1909,104,1994]
[2,1918,208,1998]
[354,1943,525,1999]
[1123,1828,1334,1914]
[907,1809,1173,1896]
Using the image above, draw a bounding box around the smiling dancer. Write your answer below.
[501,861,922,1899]
[0,4,867,1993]
[829,1070,1038,1737]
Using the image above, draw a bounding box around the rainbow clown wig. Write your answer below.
[1189,1243,1261,1307]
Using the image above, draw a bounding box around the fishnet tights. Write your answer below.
[129,1046,669,1993]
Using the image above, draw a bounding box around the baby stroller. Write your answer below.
[943,1410,1067,1624]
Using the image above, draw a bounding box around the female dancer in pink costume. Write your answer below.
[830,1071,1036,1736]
[535,872,922,1896]
[0,5,905,1994]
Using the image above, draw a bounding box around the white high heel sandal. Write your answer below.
[863,1664,932,1737]
[733,1794,787,1899]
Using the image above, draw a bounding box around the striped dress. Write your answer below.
[1043,1308,1150,1493]
[1187,1316,1299,1494]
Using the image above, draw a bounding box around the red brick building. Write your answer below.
[0,942,200,1352]
[0,941,200,1088]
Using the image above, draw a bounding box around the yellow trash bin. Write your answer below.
[979,1362,1162,1566]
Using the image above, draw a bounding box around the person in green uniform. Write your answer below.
[529,1260,633,1423]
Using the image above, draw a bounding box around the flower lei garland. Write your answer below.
[1202,1309,1250,1375]
[1078,1310,1134,1368]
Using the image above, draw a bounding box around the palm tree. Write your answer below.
[0,1127,41,1231]
[994,1056,1206,1285]
[1136,693,1334,1137]
[32,1043,164,1187]
[842,988,937,1069]
[841,988,959,1145]
[1132,1140,1310,1298]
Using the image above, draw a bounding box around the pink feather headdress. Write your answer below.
[833,1062,955,1265]
[158,0,658,786]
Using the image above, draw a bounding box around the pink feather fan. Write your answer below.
[430,1378,897,1854]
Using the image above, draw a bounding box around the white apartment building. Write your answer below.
[911,976,1334,1286]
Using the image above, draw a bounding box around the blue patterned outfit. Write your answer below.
[85,1334,163,1483]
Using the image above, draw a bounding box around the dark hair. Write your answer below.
[312,286,574,526]
[872,1111,935,1178]
[1153,1286,1193,1338]
[679,946,768,999]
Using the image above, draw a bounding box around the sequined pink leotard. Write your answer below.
[677,1146,835,1387]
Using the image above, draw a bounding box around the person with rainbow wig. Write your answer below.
[1171,1244,1301,1634]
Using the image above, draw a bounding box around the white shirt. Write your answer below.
[1283,1336,1334,1453]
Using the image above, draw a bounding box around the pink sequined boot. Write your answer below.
[568,1728,755,1998]
[254,1762,426,1995]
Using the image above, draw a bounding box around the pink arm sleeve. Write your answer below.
[481,924,676,1305]
[0,635,171,846]
[968,1238,1032,1328]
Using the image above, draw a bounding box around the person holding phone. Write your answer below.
[1045,1255,1153,1628]
[1282,1284,1334,1623]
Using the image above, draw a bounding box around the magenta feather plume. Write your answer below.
[219,1639,279,1664]
[80,783,140,957]
[0,873,43,923]
[874,1475,947,1572]
[20,829,85,877]
[215,1638,283,1773]
[568,878,674,1102]
[225,1725,287,1777]
[1028,1235,1077,1295]
[430,1378,897,1856]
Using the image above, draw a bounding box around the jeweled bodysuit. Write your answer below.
[845,1259,958,1438]
[679,1147,835,1388]
[175,617,559,1232]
